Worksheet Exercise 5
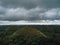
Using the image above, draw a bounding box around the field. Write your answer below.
[0,25,60,45]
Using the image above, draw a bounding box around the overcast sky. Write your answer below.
[0,0,60,25]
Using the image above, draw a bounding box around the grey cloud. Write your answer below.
[1,0,37,9]
[0,0,60,9]
[0,7,46,21]
[38,0,60,8]
[44,8,60,20]
[0,0,60,21]
[0,6,6,14]
[0,7,60,21]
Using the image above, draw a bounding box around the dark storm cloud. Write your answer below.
[0,6,60,21]
[0,7,46,21]
[0,6,6,14]
[0,0,37,9]
[0,0,60,9]
[0,0,60,21]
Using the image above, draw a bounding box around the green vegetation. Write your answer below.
[0,25,60,45]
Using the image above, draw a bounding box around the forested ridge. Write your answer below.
[0,25,60,45]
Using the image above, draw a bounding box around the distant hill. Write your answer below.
[8,26,47,45]
[0,25,60,45]
[10,26,47,38]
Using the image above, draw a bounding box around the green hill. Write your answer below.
[11,26,47,38]
[8,26,47,45]
[0,25,60,45]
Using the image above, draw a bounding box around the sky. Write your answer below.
[0,0,60,25]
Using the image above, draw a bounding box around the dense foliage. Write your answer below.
[0,25,60,45]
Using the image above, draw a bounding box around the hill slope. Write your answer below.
[8,26,47,45]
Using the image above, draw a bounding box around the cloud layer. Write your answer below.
[1,0,60,9]
[0,20,60,25]
[0,0,60,22]
[0,6,60,21]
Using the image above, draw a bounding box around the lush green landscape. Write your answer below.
[0,25,60,45]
